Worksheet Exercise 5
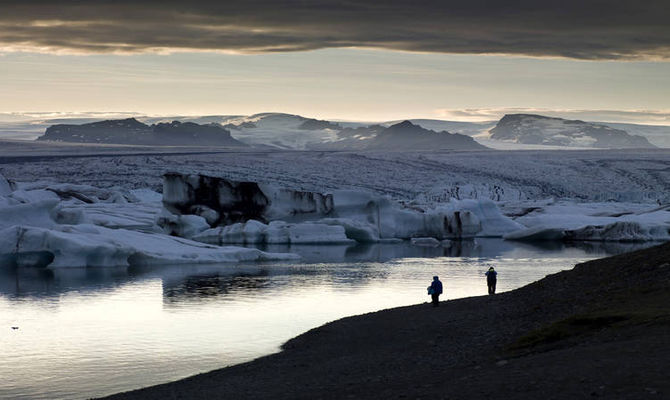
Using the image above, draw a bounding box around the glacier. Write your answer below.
[1,146,669,269]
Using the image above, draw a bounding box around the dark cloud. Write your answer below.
[1,1,669,59]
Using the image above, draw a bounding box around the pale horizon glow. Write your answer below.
[1,49,670,124]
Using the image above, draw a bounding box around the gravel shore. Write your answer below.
[103,242,670,399]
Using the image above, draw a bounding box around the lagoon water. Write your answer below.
[0,240,651,399]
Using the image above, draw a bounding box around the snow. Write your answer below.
[221,113,341,149]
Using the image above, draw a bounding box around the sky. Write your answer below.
[1,0,669,123]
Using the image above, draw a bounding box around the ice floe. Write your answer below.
[504,201,670,242]
[0,224,298,268]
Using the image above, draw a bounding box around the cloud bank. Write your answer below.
[1,1,669,59]
[437,108,670,125]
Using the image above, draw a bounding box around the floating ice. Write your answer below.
[410,237,441,247]
[0,200,58,229]
[129,188,163,203]
[193,219,353,245]
[506,201,670,242]
[0,224,299,268]
[164,173,524,242]
[8,189,61,204]
[566,221,670,242]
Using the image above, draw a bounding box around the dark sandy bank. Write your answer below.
[103,243,670,399]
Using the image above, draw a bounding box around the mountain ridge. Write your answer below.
[489,113,656,148]
[28,112,668,149]
[37,118,247,147]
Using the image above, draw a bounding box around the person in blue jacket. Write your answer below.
[427,276,443,307]
[485,266,498,294]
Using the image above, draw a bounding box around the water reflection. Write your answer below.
[0,239,658,400]
[0,239,655,300]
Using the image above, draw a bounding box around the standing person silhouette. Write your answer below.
[485,267,497,294]
[428,276,443,307]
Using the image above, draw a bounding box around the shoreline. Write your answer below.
[102,242,670,399]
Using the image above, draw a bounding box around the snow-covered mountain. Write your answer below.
[489,114,656,149]
[315,120,487,150]
[216,113,344,149]
[180,113,485,150]
[382,119,495,137]
[601,122,670,148]
[5,111,668,149]
[37,118,247,146]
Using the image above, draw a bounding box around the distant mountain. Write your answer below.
[489,114,655,148]
[383,119,495,137]
[599,122,670,148]
[37,118,247,146]
[218,113,343,149]
[313,120,488,151]
[12,111,667,149]
[297,118,342,131]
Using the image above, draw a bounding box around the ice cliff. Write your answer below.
[160,172,524,244]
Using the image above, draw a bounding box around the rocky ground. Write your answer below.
[102,242,670,400]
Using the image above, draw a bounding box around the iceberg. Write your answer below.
[565,221,670,242]
[506,201,670,242]
[0,200,59,230]
[163,172,524,243]
[0,224,299,268]
[193,220,353,245]
[410,237,441,247]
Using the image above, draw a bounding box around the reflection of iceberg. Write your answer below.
[0,239,653,302]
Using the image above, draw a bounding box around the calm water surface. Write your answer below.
[0,240,651,399]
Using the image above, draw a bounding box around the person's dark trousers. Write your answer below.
[488,282,496,294]
[431,293,440,306]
